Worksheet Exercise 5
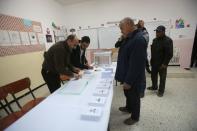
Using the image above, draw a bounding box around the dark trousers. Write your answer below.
[41,69,61,93]
[140,74,146,93]
[140,58,149,93]
[151,66,167,94]
[124,87,140,120]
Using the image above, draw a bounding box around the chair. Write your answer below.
[0,87,24,130]
[4,77,45,113]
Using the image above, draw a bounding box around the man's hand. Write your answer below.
[73,67,81,73]
[60,74,71,81]
[85,64,93,70]
[88,65,93,69]
[123,82,131,90]
[74,73,80,80]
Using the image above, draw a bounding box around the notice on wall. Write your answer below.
[20,32,30,45]
[29,32,38,45]
[9,31,21,45]
[37,33,45,45]
[0,30,11,46]
[0,14,45,57]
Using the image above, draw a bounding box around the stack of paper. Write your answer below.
[96,83,111,89]
[88,97,106,106]
[81,106,102,121]
[99,79,112,83]
[101,71,113,79]
[93,89,109,97]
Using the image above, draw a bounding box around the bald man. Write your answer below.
[115,17,147,125]
[42,35,80,93]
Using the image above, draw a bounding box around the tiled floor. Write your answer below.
[110,68,197,131]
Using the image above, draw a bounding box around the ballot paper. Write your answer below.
[101,71,113,79]
[96,82,111,89]
[104,67,113,73]
[98,79,112,84]
[81,106,102,121]
[58,79,88,95]
[88,97,106,106]
[93,89,109,97]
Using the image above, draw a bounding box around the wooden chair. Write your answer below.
[0,87,24,130]
[4,77,45,113]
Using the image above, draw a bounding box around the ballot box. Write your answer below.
[93,51,112,66]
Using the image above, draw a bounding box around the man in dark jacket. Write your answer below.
[41,34,80,93]
[115,17,147,125]
[71,36,93,69]
[147,25,173,97]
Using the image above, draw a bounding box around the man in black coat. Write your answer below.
[147,25,173,97]
[71,36,93,69]
[115,17,147,125]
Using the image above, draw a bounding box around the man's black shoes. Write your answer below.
[157,92,164,97]
[147,86,157,90]
[119,107,131,113]
[124,117,139,125]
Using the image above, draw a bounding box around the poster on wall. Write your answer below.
[38,33,45,44]
[33,25,42,33]
[175,18,185,29]
[46,35,53,43]
[0,14,45,57]
[0,30,11,46]
[23,19,32,27]
[9,31,21,45]
[29,32,38,45]
[20,32,30,45]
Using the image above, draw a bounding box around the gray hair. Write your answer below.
[120,17,135,26]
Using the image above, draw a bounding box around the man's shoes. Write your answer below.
[123,117,139,125]
[140,92,145,98]
[147,86,157,90]
[119,107,131,113]
[157,92,164,97]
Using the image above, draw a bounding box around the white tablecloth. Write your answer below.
[5,64,116,131]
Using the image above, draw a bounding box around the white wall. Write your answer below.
[61,0,197,68]
[62,0,197,31]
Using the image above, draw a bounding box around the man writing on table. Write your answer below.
[71,36,93,69]
[41,34,81,93]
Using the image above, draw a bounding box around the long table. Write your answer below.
[5,66,115,131]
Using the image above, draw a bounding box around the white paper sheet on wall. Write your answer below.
[29,32,38,45]
[33,25,42,33]
[0,30,11,46]
[20,32,30,45]
[9,31,21,45]
[37,33,45,45]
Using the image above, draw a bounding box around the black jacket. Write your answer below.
[115,29,147,87]
[70,45,88,69]
[42,41,74,77]
[151,35,173,67]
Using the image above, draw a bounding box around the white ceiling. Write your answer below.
[54,0,96,6]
